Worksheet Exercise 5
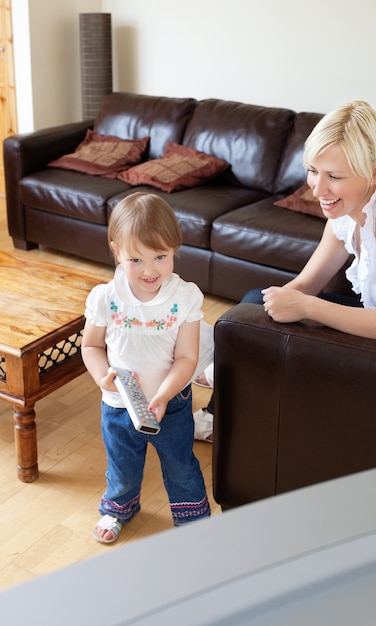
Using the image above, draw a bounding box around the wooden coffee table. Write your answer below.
[0,252,107,482]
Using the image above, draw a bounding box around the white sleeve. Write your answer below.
[84,283,109,327]
[183,281,205,323]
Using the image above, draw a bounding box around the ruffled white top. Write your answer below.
[331,191,376,308]
[85,266,213,406]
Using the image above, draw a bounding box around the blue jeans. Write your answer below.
[99,385,210,526]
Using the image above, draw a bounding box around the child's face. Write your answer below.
[306,144,375,224]
[115,239,175,301]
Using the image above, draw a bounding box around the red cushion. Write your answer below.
[48,130,149,177]
[117,141,229,192]
[274,183,325,219]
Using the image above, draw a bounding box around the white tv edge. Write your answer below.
[134,525,376,626]
[1,469,376,625]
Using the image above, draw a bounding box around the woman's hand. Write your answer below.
[262,286,309,322]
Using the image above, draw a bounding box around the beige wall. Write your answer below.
[13,0,376,131]
[104,0,376,114]
[13,0,101,132]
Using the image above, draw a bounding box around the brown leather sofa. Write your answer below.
[213,303,376,510]
[3,91,346,302]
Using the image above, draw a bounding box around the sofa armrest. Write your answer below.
[4,120,92,245]
[213,303,376,510]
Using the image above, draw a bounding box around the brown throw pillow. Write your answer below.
[48,130,150,177]
[274,183,325,218]
[117,141,229,192]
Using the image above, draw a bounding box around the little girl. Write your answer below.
[82,192,212,543]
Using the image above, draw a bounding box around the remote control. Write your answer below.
[113,368,160,435]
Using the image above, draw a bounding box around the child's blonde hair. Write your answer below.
[303,101,376,182]
[108,192,182,255]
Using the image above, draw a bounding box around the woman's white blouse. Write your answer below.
[330,191,376,308]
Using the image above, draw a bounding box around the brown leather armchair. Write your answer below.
[212,303,376,510]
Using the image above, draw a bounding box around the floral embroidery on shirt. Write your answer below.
[110,301,178,330]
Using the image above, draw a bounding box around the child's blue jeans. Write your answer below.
[99,385,210,526]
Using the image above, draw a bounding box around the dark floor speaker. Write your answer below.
[79,13,112,120]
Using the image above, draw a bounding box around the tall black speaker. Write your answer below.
[79,13,112,120]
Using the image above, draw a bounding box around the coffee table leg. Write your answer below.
[13,404,39,482]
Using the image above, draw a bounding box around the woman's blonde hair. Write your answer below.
[108,192,182,255]
[303,101,376,181]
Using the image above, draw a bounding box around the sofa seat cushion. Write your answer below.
[108,184,266,249]
[211,197,326,274]
[20,169,129,225]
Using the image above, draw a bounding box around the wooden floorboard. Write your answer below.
[0,197,234,590]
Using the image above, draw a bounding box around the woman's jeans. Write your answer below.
[100,385,210,526]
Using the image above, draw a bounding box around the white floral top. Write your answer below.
[331,191,376,308]
[85,266,213,406]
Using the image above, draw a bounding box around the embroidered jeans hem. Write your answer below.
[99,493,141,523]
[171,495,211,526]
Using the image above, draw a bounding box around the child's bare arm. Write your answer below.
[81,320,117,391]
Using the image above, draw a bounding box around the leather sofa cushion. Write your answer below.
[211,197,326,274]
[94,92,197,160]
[274,112,323,194]
[20,169,129,225]
[108,184,265,249]
[183,99,295,192]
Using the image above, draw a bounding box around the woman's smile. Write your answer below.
[307,145,374,224]
[319,197,341,212]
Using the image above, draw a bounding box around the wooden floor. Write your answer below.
[0,196,234,591]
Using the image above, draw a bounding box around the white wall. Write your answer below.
[12,0,101,132]
[29,0,103,129]
[11,0,33,133]
[104,0,376,114]
[12,0,376,131]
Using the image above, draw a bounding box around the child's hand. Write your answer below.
[130,371,140,385]
[100,366,118,392]
[148,392,169,423]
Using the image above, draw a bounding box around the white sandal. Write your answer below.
[92,514,123,544]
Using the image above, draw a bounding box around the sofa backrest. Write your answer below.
[182,99,295,193]
[273,111,323,194]
[94,92,197,159]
